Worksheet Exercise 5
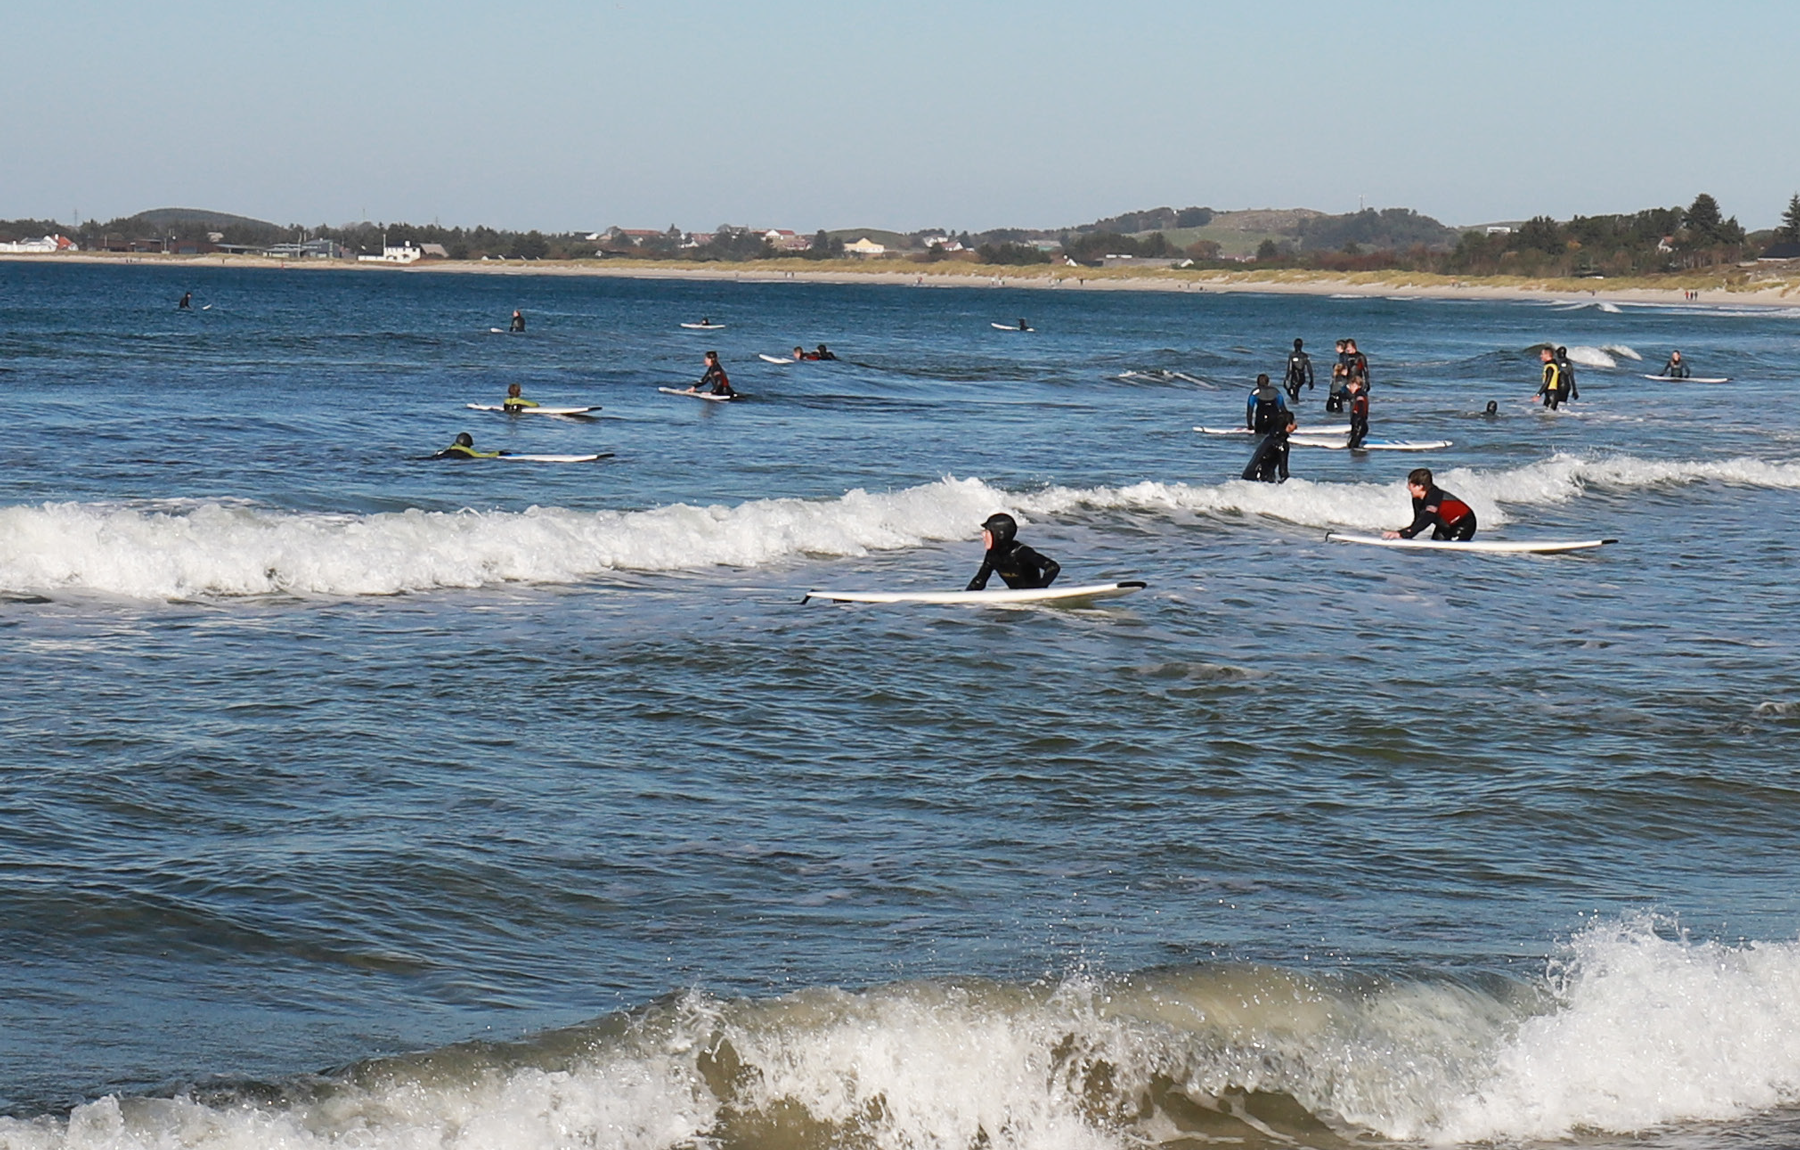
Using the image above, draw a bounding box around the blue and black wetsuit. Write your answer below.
[1246,383,1288,433]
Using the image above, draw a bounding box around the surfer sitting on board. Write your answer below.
[1241,411,1295,483]
[1346,376,1370,449]
[1536,347,1565,410]
[1383,468,1477,542]
[966,513,1060,591]
[1246,373,1288,433]
[502,383,539,412]
[509,310,525,333]
[178,292,192,310]
[1662,350,1690,379]
[688,351,735,397]
[1556,346,1579,402]
[1283,338,1314,401]
[432,432,501,460]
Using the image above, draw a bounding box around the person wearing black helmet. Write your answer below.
[813,343,837,360]
[1555,346,1578,402]
[966,513,1061,591]
[431,432,501,460]
[1282,338,1313,401]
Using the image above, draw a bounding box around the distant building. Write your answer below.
[920,236,965,252]
[844,237,886,257]
[418,243,450,259]
[762,229,811,252]
[261,238,345,259]
[359,241,423,264]
[1759,241,1800,261]
[1485,226,1513,236]
[0,234,77,253]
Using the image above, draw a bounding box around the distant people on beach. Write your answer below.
[509,310,525,333]
[1246,373,1288,433]
[1242,410,1296,483]
[1384,468,1477,541]
[1662,350,1690,379]
[966,513,1060,590]
[1283,338,1314,401]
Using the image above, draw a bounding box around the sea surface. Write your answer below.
[3,260,1800,1150]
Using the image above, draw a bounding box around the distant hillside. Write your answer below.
[133,207,280,230]
[825,228,913,249]
[1054,204,1458,259]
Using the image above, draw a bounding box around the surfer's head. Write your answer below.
[981,513,1017,549]
[1485,400,1498,415]
[454,432,474,448]
[1540,346,1555,361]
[507,383,522,397]
[1256,373,1270,387]
[1293,338,1304,350]
[1407,468,1433,492]
[1556,346,1568,357]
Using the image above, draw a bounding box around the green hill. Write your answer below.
[132,207,281,230]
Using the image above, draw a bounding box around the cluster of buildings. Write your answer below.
[0,234,78,253]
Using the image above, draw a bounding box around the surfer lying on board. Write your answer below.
[1662,350,1690,379]
[967,513,1061,591]
[1246,373,1288,432]
[509,310,525,333]
[502,383,539,411]
[685,351,735,397]
[432,432,501,460]
[1383,468,1477,541]
[1241,411,1295,483]
[813,343,837,360]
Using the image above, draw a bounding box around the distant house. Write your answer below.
[359,241,423,264]
[920,235,966,252]
[0,234,77,253]
[1485,226,1513,236]
[1759,241,1800,261]
[762,229,811,252]
[844,237,886,257]
[418,243,450,259]
[263,238,345,259]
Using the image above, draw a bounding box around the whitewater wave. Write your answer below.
[1564,345,1616,368]
[5,917,1800,1148]
[5,455,1798,600]
[1601,343,1642,361]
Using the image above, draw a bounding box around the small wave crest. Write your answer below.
[8,917,1800,1148]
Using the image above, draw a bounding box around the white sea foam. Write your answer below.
[5,917,1800,1148]
[1600,343,1642,360]
[1564,345,1616,368]
[5,455,1798,600]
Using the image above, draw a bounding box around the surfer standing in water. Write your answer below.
[1346,375,1370,449]
[1246,373,1288,433]
[690,351,735,397]
[509,310,525,333]
[1283,338,1314,401]
[1556,346,1579,402]
[1537,347,1565,410]
[1384,468,1477,541]
[1242,410,1295,483]
[967,513,1060,590]
[178,292,192,310]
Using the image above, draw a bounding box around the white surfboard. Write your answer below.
[804,580,1146,605]
[758,353,794,364]
[499,452,611,463]
[680,322,726,330]
[1197,425,1350,437]
[1326,533,1615,554]
[658,386,741,402]
[466,403,602,416]
[991,322,1034,332]
[1642,374,1730,383]
[1289,435,1453,451]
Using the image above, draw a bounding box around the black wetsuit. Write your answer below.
[1283,350,1313,400]
[1398,485,1477,541]
[1556,353,1578,401]
[509,314,525,332]
[698,363,735,396]
[1348,391,1370,449]
[1662,356,1690,379]
[178,293,191,310]
[1241,428,1290,483]
[967,540,1060,590]
[1246,384,1287,433]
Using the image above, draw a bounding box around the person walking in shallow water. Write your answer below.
[1537,347,1565,410]
[1283,338,1313,402]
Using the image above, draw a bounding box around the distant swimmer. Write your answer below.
[1017,318,1030,331]
[966,512,1061,591]
[813,343,837,360]
[1282,338,1314,401]
[1662,350,1690,379]
[1346,375,1370,449]
[1241,410,1296,483]
[509,310,525,333]
[178,292,192,310]
[1246,372,1288,433]
[1536,347,1565,410]
[502,382,539,412]
[1383,467,1477,541]
[1556,346,1578,402]
[432,432,501,460]
[1484,400,1499,416]
[683,350,735,397]
[792,345,807,361]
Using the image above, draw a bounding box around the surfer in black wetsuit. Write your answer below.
[967,513,1060,590]
[1246,373,1288,433]
[509,310,525,333]
[432,432,501,460]
[1017,319,1030,331]
[1283,338,1314,401]
[813,344,837,360]
[693,351,735,397]
[1662,350,1690,379]
[1556,346,1578,401]
[1346,376,1369,449]
[1241,411,1295,483]
[178,292,192,310]
[1384,467,1477,541]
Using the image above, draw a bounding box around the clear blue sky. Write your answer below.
[5,0,1796,233]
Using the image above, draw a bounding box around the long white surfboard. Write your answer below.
[680,322,726,330]
[658,386,741,402]
[466,403,602,416]
[501,452,612,463]
[758,353,794,364]
[804,580,1146,605]
[1196,425,1350,437]
[1289,435,1453,451]
[1326,533,1615,553]
[991,322,1034,332]
[1642,374,1730,384]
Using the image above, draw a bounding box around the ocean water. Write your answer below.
[3,260,1800,1149]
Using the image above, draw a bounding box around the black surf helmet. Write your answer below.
[981,513,1017,547]
[1294,338,1304,350]
[454,432,474,447]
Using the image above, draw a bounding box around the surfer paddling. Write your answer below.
[1383,468,1477,542]
[967,513,1060,591]
[502,383,539,412]
[432,432,501,460]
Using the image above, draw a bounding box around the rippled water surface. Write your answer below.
[3,261,1799,1148]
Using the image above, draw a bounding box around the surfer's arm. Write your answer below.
[965,557,996,592]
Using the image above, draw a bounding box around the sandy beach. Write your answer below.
[9,250,1800,308]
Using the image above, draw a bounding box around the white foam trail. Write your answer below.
[6,455,1798,600]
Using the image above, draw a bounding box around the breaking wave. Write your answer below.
[3,917,1799,1148]
[5,454,1799,600]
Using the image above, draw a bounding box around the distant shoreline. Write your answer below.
[7,251,1798,308]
